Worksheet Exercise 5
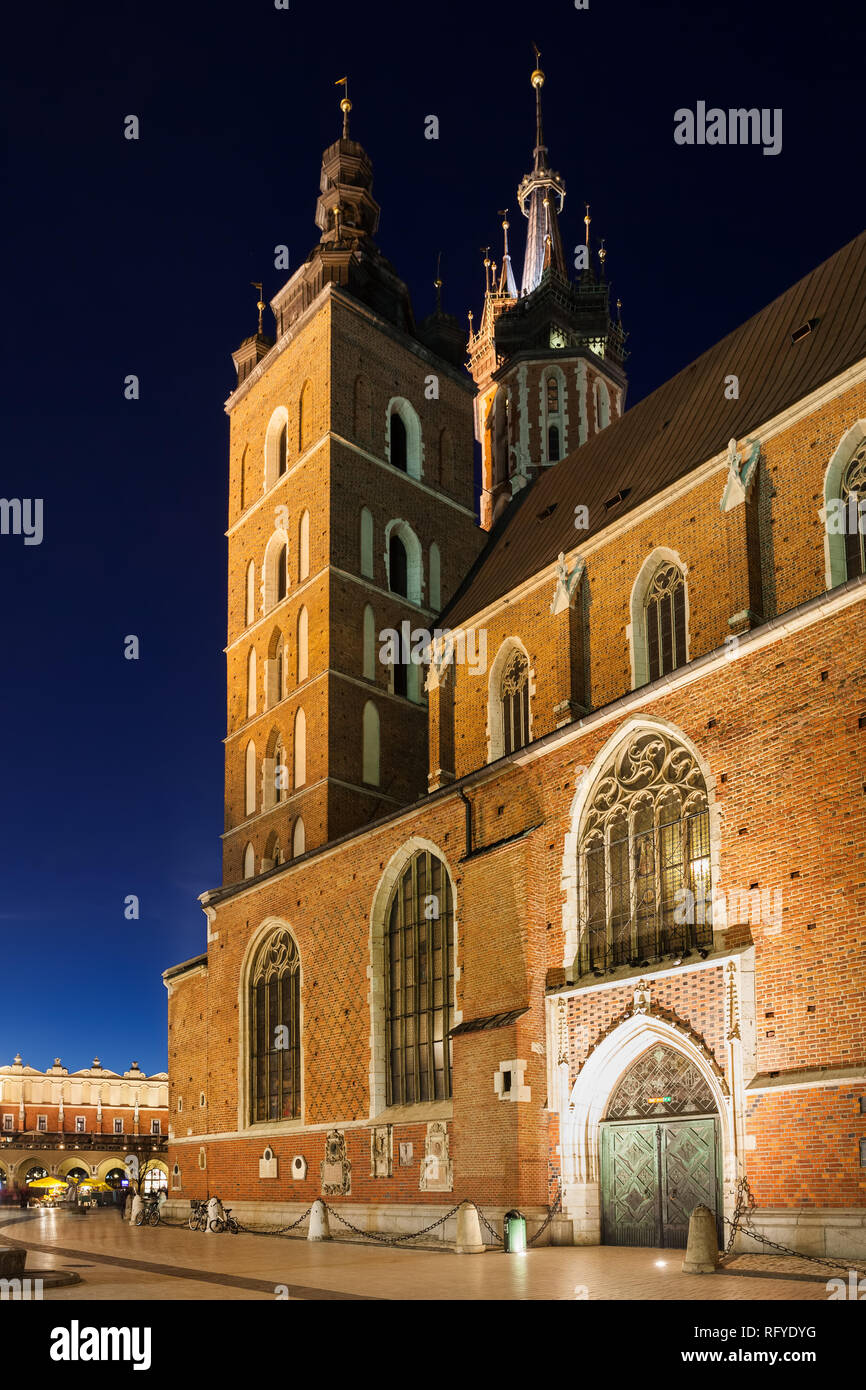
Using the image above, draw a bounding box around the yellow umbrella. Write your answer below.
[73,1179,111,1191]
[27,1176,68,1189]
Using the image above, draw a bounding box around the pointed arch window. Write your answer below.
[645,563,687,681]
[362,700,380,785]
[501,649,530,754]
[292,817,306,858]
[296,605,309,683]
[542,370,566,464]
[244,741,257,816]
[360,507,374,578]
[363,604,376,680]
[274,737,288,803]
[293,708,306,788]
[595,378,611,431]
[389,533,408,597]
[277,543,287,603]
[246,647,257,718]
[390,413,407,471]
[249,928,300,1123]
[245,560,256,627]
[841,441,866,580]
[277,423,287,477]
[242,842,255,879]
[384,850,454,1105]
[576,729,712,976]
[274,636,285,704]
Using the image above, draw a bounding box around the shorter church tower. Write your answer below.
[468,57,629,529]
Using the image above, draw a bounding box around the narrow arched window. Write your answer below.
[298,380,312,452]
[244,741,256,816]
[384,849,454,1104]
[240,446,249,511]
[390,412,408,471]
[429,542,441,612]
[246,647,257,718]
[249,928,300,1122]
[542,371,565,463]
[389,533,408,596]
[292,818,306,858]
[547,377,559,412]
[360,507,374,578]
[362,700,380,785]
[595,378,610,430]
[274,738,287,803]
[298,510,310,581]
[501,649,530,754]
[841,442,866,580]
[277,423,287,477]
[245,561,256,627]
[363,604,376,680]
[576,729,712,975]
[276,542,287,603]
[645,563,687,680]
[294,708,306,788]
[296,606,309,683]
[274,637,285,704]
[242,842,255,879]
[547,424,560,462]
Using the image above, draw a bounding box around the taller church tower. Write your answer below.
[468,58,629,528]
[222,95,482,885]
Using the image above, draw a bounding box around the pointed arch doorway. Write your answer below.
[599,1044,722,1249]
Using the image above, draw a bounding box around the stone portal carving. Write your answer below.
[320,1128,351,1196]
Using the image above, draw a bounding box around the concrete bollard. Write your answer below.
[308,1199,331,1241]
[454,1202,486,1254]
[682,1205,719,1273]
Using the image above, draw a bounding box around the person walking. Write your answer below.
[118,1186,129,1220]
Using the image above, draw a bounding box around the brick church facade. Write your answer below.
[163,70,866,1254]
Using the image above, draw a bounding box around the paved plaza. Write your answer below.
[0,1209,846,1301]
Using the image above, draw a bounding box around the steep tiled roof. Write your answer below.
[442,231,866,629]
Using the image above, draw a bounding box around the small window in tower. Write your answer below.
[393,659,408,698]
[547,377,559,412]
[390,413,408,472]
[548,425,560,463]
[277,424,287,477]
[277,543,287,603]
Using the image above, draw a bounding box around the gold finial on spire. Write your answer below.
[332,203,343,243]
[467,307,474,341]
[434,251,443,312]
[531,41,544,87]
[335,76,351,137]
[616,296,623,324]
[584,202,591,254]
[481,245,491,295]
[251,281,265,334]
[598,237,606,276]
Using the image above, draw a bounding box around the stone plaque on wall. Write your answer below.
[419,1120,452,1192]
[370,1124,392,1178]
[320,1128,351,1196]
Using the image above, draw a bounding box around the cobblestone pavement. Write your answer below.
[0,1209,849,1301]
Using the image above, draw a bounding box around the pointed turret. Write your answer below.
[518,56,567,293]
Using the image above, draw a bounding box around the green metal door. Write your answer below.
[601,1117,720,1248]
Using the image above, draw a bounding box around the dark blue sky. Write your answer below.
[1,0,862,1077]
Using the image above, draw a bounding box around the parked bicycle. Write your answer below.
[134,1196,162,1227]
[188,1198,210,1232]
[209,1205,239,1235]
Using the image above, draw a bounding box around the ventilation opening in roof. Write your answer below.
[536,503,559,521]
[603,488,632,510]
[790,317,819,344]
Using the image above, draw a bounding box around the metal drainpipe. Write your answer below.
[458,789,473,857]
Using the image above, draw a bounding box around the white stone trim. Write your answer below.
[820,419,866,589]
[626,546,690,690]
[236,915,305,1132]
[486,635,535,763]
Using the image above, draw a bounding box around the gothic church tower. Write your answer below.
[468,59,629,528]
[222,95,482,885]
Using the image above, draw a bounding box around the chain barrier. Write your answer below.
[720,1175,866,1276]
[323,1198,467,1245]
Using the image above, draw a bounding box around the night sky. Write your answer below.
[1,0,862,1077]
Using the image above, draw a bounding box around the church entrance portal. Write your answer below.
[599,1044,722,1249]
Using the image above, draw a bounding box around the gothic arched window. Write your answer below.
[645,563,687,680]
[274,738,287,803]
[548,424,561,462]
[298,509,310,581]
[389,533,408,596]
[385,850,454,1105]
[277,423,287,477]
[298,381,312,452]
[501,649,530,754]
[576,729,712,976]
[841,441,866,580]
[276,542,288,604]
[249,928,300,1123]
[542,370,566,464]
[390,412,408,471]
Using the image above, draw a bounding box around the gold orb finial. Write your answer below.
[531,67,545,89]
[340,97,352,114]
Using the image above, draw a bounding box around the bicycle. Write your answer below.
[209,1205,239,1235]
[135,1197,161,1227]
[188,1198,210,1232]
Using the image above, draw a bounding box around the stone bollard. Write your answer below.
[454,1202,486,1254]
[129,1195,143,1226]
[682,1205,719,1273]
[308,1199,331,1241]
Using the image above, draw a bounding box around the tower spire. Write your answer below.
[335,76,351,138]
[518,50,567,294]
